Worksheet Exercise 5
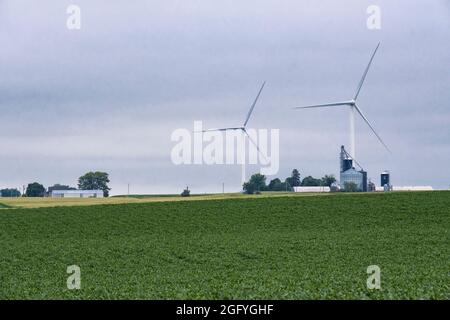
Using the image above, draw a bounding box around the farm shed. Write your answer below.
[51,190,104,198]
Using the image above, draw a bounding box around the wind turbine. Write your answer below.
[293,43,389,159]
[202,81,267,184]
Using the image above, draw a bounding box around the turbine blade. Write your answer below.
[354,42,380,101]
[199,127,241,133]
[293,101,352,109]
[243,81,266,127]
[354,104,391,153]
[242,129,268,162]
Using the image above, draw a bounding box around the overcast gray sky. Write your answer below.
[0,0,449,195]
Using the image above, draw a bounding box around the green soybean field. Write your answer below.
[0,191,448,299]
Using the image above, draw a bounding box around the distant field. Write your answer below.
[0,192,317,209]
[0,191,448,299]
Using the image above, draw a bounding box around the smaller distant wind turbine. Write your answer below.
[201,81,267,184]
[293,43,390,159]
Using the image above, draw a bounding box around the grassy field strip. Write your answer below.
[0,192,333,209]
[0,191,442,209]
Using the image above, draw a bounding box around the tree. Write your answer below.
[243,173,267,194]
[268,178,281,191]
[285,177,293,188]
[78,171,111,197]
[251,173,267,192]
[343,182,359,192]
[321,175,337,187]
[283,178,294,191]
[291,169,301,187]
[25,182,46,197]
[267,178,292,192]
[301,176,322,186]
[47,184,76,193]
[242,182,256,194]
[1,188,21,197]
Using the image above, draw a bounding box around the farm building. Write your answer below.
[339,146,367,192]
[51,190,104,198]
[294,186,331,193]
[340,167,367,192]
[375,186,434,192]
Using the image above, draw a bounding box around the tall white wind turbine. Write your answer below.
[202,82,267,184]
[293,43,390,159]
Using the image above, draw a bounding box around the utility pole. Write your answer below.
[127,183,130,197]
[222,182,225,194]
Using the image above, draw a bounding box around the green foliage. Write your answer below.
[283,179,294,191]
[47,184,76,193]
[78,171,111,197]
[0,192,448,299]
[242,173,266,194]
[266,178,291,192]
[25,182,46,197]
[268,178,281,190]
[0,188,21,197]
[301,176,323,186]
[321,174,337,187]
[265,171,334,191]
[291,169,301,187]
[242,182,255,194]
[285,177,293,188]
[343,181,359,192]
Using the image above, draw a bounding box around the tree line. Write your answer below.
[243,169,336,194]
[0,171,111,198]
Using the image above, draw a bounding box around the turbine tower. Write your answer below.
[201,82,267,184]
[293,43,389,159]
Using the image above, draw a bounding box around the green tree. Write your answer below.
[243,173,267,194]
[283,178,294,191]
[268,178,281,191]
[25,182,46,197]
[1,188,21,197]
[301,176,322,186]
[291,169,301,187]
[47,184,76,193]
[285,177,293,188]
[78,171,111,197]
[321,175,337,187]
[242,182,256,194]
